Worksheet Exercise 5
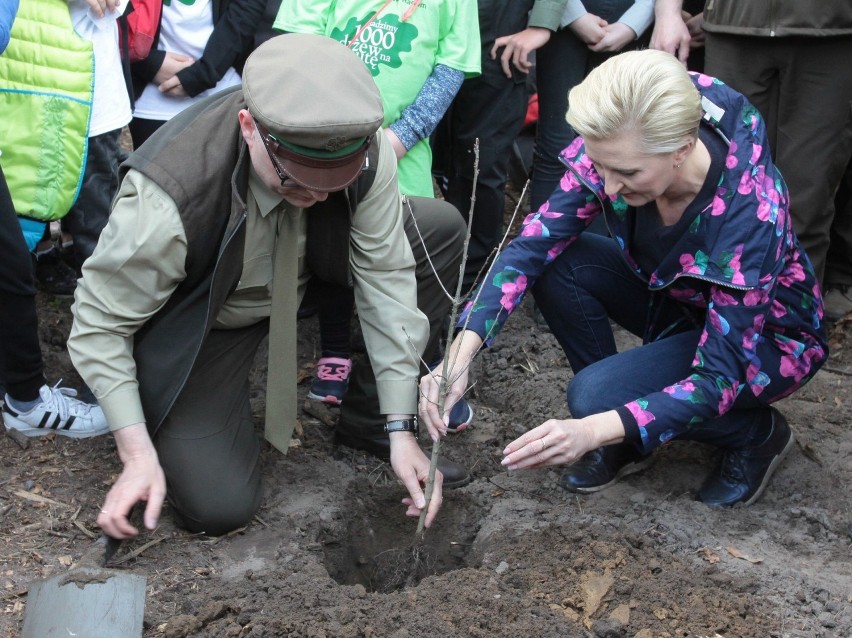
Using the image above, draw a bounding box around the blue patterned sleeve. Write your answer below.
[388,64,464,151]
[460,138,605,345]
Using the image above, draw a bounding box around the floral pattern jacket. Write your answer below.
[462,73,828,452]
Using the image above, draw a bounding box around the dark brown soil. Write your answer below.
[2,218,851,637]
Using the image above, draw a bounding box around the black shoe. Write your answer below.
[335,424,471,489]
[559,443,653,493]
[35,248,78,297]
[697,408,794,507]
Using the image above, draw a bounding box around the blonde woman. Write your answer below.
[421,50,828,507]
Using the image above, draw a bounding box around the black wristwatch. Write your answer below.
[384,418,419,438]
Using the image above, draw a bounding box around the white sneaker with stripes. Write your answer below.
[2,383,109,438]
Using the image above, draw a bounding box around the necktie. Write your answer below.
[264,208,298,453]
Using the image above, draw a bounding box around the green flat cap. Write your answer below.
[242,33,384,154]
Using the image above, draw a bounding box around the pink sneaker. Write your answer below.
[307,357,352,405]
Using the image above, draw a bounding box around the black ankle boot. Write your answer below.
[697,408,794,507]
[559,443,653,493]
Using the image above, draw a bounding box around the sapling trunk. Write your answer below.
[414,143,529,538]
[385,144,528,591]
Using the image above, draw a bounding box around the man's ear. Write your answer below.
[238,110,255,145]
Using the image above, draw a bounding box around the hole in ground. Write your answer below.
[321,481,484,593]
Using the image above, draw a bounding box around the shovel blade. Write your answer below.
[22,567,146,638]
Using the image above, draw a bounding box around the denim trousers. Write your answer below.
[531,233,773,450]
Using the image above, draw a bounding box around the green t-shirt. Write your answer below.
[275,0,480,196]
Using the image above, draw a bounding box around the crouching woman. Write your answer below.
[420,49,828,506]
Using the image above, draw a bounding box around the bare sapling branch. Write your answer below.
[425,177,531,418]
[406,139,529,541]
[412,139,480,537]
[404,139,531,539]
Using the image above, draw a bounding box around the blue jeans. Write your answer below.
[531,234,772,450]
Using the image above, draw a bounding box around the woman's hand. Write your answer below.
[96,423,166,539]
[390,432,443,528]
[418,361,469,441]
[418,331,483,441]
[502,411,626,470]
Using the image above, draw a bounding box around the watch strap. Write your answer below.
[384,418,419,437]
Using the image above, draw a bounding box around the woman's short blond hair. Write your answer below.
[566,49,702,154]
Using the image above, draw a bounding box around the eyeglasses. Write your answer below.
[254,120,372,191]
[255,122,301,188]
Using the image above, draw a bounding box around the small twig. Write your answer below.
[518,346,539,374]
[44,529,70,539]
[821,365,852,377]
[110,536,167,565]
[198,527,243,545]
[12,520,48,534]
[73,519,99,539]
[368,462,390,486]
[4,427,31,449]
[11,489,72,509]
[410,156,532,540]
[414,141,484,537]
[0,587,28,602]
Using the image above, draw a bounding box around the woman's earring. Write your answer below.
[675,163,682,169]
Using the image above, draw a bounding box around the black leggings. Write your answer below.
[0,165,45,400]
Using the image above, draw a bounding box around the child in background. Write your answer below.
[0,0,108,438]
[62,0,133,274]
[530,0,655,212]
[128,0,265,148]
[275,0,480,428]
